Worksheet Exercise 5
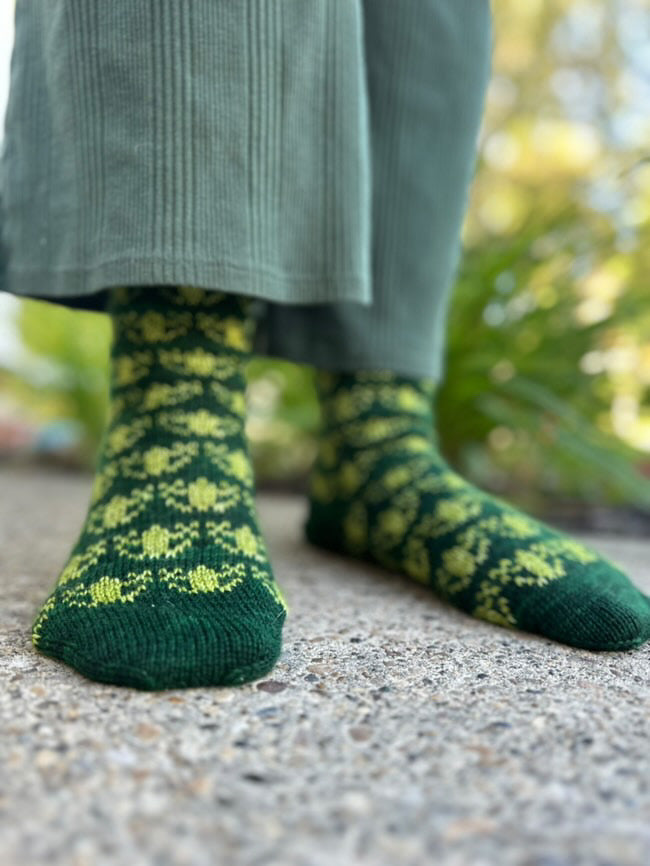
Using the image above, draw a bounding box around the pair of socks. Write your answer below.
[32,288,650,689]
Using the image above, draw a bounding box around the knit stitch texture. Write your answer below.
[306,370,650,651]
[32,286,287,689]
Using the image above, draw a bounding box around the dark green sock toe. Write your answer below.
[35,583,284,689]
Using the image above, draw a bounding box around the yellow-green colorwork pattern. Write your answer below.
[306,371,650,651]
[32,286,287,689]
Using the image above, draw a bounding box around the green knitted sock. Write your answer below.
[306,370,650,651]
[32,286,288,689]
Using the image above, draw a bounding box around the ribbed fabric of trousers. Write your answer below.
[0,1,492,380]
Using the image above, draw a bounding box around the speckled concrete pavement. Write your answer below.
[1,463,650,866]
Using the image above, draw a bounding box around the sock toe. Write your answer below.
[34,584,285,689]
[520,584,650,651]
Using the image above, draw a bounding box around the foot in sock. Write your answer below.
[32,286,288,689]
[306,370,650,651]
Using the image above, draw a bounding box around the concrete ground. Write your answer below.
[1,463,650,866]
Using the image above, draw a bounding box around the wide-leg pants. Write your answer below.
[0,0,492,380]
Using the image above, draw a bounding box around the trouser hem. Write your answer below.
[255,325,444,382]
[0,256,372,309]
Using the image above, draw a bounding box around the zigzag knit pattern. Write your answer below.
[306,370,650,651]
[32,285,288,689]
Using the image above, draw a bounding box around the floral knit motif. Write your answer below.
[31,286,287,689]
[306,370,650,651]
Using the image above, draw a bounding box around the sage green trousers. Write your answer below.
[0,0,492,380]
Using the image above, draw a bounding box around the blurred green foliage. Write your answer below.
[2,0,650,515]
[3,302,110,465]
[438,203,650,512]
